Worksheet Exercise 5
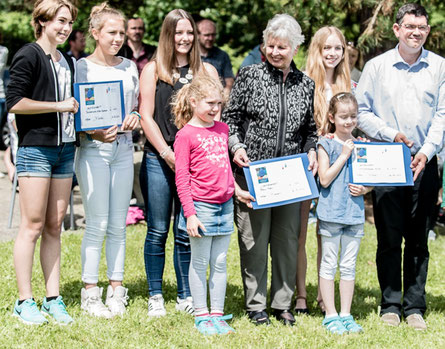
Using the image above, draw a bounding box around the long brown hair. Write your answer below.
[155,9,202,86]
[320,92,358,136]
[306,26,351,130]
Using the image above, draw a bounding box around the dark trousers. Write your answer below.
[373,157,439,317]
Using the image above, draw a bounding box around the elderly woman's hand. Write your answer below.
[234,183,255,208]
[307,149,318,176]
[234,148,250,167]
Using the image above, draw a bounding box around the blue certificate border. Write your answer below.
[74,80,125,132]
[243,154,319,210]
[348,142,414,186]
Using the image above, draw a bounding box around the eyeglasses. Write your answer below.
[400,24,429,32]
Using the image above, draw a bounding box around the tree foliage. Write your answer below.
[0,0,443,64]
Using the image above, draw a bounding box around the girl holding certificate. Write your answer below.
[296,26,352,315]
[316,92,372,334]
[75,2,139,318]
[138,9,218,317]
[7,0,78,325]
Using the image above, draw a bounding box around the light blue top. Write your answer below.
[355,45,444,161]
[316,137,364,225]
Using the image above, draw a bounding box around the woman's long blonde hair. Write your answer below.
[172,75,225,129]
[155,9,203,86]
[306,26,351,130]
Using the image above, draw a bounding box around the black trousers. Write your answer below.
[372,156,439,317]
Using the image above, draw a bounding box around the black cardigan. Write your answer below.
[6,43,74,146]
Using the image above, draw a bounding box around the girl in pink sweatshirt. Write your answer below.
[173,75,253,335]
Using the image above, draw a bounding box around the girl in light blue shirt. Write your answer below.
[316,92,372,335]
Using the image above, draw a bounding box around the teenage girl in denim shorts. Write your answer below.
[6,0,79,325]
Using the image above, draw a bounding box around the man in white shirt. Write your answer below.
[356,3,444,331]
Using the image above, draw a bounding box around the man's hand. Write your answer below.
[394,132,414,148]
[411,152,427,181]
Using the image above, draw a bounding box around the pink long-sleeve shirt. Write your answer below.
[174,121,235,217]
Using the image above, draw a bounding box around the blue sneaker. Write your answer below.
[340,315,363,333]
[322,315,348,335]
[13,299,48,325]
[195,316,218,336]
[41,296,74,325]
[211,314,235,334]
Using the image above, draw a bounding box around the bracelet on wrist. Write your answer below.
[160,146,172,159]
[231,143,247,154]
[130,111,142,120]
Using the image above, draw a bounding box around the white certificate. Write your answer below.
[74,80,125,131]
[349,142,413,186]
[243,154,319,209]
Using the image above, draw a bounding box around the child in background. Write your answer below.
[173,75,254,335]
[316,92,372,334]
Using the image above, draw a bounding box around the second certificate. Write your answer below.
[248,156,313,207]
[74,80,125,131]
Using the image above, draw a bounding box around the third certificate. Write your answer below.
[349,142,413,186]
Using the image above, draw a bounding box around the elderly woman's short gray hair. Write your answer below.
[263,14,304,50]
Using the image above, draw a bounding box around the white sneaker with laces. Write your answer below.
[105,285,129,316]
[81,286,113,319]
[148,294,166,317]
[175,296,194,315]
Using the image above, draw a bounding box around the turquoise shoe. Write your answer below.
[41,296,74,325]
[13,299,48,325]
[195,316,218,336]
[340,315,363,333]
[212,314,235,334]
[322,315,348,335]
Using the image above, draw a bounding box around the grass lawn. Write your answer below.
[0,222,444,348]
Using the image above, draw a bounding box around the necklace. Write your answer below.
[173,68,193,84]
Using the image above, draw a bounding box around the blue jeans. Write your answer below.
[140,151,191,298]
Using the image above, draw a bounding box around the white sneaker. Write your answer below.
[175,296,194,315]
[81,286,113,319]
[105,285,129,316]
[148,294,166,317]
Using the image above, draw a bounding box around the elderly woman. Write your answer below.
[222,14,317,326]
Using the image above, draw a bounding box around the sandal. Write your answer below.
[294,296,309,315]
[317,299,326,316]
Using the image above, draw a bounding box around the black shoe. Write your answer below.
[247,310,270,326]
[273,309,296,326]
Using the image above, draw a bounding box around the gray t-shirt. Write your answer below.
[54,52,75,142]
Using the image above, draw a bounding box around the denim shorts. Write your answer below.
[179,198,234,236]
[16,143,75,178]
[318,220,364,238]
